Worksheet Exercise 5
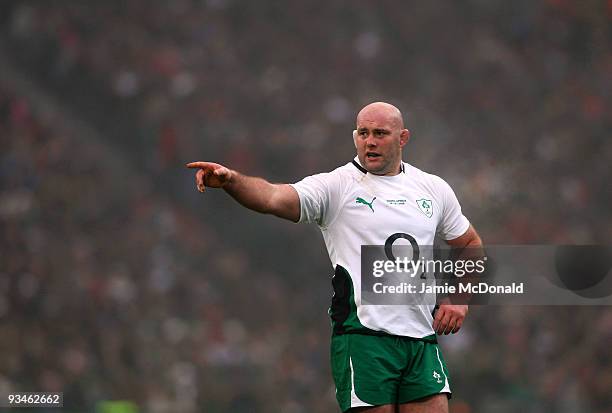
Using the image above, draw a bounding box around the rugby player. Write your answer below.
[187,102,482,412]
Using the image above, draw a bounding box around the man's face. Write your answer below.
[355,107,409,175]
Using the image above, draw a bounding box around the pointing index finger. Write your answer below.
[186,161,211,169]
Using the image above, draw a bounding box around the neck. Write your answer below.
[370,161,402,176]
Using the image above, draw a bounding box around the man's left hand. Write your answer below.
[433,304,468,335]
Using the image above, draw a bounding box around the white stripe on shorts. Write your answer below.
[434,346,451,394]
[349,356,373,408]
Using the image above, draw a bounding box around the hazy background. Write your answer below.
[0,1,610,412]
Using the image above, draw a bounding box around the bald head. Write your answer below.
[356,102,404,130]
[353,101,410,176]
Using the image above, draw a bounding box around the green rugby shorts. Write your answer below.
[331,333,451,412]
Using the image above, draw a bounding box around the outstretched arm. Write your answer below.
[186,161,301,222]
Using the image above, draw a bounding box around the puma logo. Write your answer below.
[356,197,376,212]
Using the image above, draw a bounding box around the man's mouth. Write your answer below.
[366,152,381,159]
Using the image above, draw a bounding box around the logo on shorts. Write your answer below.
[433,370,443,383]
[356,197,376,213]
[416,199,433,218]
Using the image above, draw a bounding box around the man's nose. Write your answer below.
[366,135,377,147]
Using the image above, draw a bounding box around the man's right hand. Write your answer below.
[186,161,234,192]
[185,161,300,222]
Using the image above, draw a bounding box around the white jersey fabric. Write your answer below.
[291,157,470,338]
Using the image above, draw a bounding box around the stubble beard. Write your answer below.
[366,154,399,176]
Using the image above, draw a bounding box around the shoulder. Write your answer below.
[403,163,453,193]
[334,161,366,180]
[292,162,362,199]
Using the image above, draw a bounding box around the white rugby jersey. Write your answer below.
[291,157,470,338]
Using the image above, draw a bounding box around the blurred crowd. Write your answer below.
[0,1,610,412]
[0,86,333,412]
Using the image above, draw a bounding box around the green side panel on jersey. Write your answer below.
[329,265,368,334]
[329,265,437,343]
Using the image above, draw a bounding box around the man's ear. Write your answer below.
[399,129,410,147]
[353,129,358,148]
